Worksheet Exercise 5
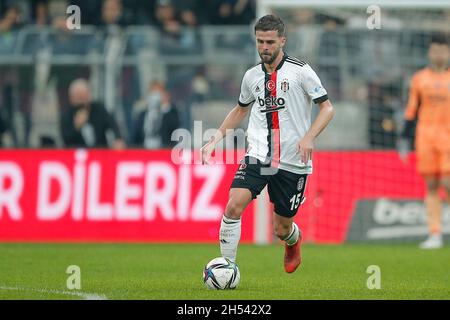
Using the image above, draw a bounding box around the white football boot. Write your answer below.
[419,234,443,249]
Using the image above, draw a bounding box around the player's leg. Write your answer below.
[219,188,253,262]
[416,138,443,249]
[220,157,268,261]
[273,212,302,273]
[441,176,450,246]
[273,214,297,241]
[435,142,450,247]
[420,174,443,249]
[268,171,307,273]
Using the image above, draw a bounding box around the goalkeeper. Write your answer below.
[399,34,450,249]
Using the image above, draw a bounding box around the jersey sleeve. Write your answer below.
[404,73,420,121]
[238,71,255,107]
[300,64,328,104]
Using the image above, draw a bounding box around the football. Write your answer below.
[202,257,240,290]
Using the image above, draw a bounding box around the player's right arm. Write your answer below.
[403,73,421,136]
[398,73,420,161]
[201,104,250,164]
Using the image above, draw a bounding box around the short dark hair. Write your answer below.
[254,15,285,37]
[430,33,449,46]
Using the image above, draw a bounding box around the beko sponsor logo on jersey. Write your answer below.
[257,96,286,113]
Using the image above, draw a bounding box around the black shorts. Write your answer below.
[230,156,308,217]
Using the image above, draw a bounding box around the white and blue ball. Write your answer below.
[202,257,240,290]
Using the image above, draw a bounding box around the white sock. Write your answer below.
[284,222,300,246]
[430,233,442,240]
[219,215,241,262]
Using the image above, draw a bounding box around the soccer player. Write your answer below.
[401,34,450,249]
[200,15,334,273]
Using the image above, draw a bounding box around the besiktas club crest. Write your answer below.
[297,177,305,191]
[281,79,289,92]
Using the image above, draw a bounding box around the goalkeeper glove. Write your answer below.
[397,120,415,162]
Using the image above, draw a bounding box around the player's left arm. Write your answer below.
[297,99,334,164]
[298,64,334,164]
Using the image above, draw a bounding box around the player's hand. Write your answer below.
[297,135,314,165]
[200,139,215,164]
[396,138,410,163]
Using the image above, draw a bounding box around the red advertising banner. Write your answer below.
[297,151,424,243]
[0,149,255,242]
[0,149,423,243]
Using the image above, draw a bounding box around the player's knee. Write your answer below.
[425,178,440,193]
[225,201,244,220]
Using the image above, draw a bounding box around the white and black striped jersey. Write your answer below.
[238,53,328,174]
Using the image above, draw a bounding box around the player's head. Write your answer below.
[254,15,286,65]
[428,34,449,70]
[69,78,91,107]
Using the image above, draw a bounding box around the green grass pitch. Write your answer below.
[0,243,448,300]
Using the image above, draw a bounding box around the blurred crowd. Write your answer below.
[0,1,448,150]
[0,75,183,149]
[0,0,256,29]
[0,0,256,149]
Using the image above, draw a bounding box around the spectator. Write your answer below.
[122,0,156,25]
[1,5,22,27]
[154,0,183,53]
[0,5,23,32]
[159,89,180,148]
[132,81,180,148]
[31,0,51,26]
[102,0,124,24]
[70,0,102,25]
[208,0,254,52]
[174,0,202,53]
[208,0,255,25]
[208,0,234,25]
[231,0,255,25]
[60,79,125,149]
[170,0,202,26]
[99,0,129,34]
[153,0,200,54]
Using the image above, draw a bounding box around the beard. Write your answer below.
[259,47,281,65]
[433,59,448,68]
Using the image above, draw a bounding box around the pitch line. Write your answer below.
[0,285,107,300]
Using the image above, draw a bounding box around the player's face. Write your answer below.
[428,43,450,68]
[256,30,286,65]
